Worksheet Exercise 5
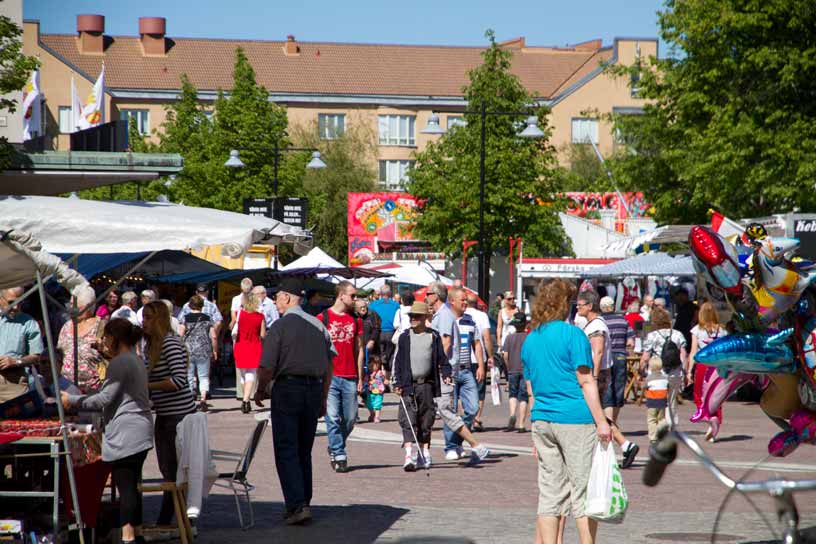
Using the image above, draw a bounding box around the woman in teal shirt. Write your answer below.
[522,278,611,544]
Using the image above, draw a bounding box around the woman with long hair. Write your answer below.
[58,286,106,393]
[523,279,611,544]
[496,290,519,351]
[141,301,195,527]
[233,292,266,414]
[689,301,727,441]
[62,318,152,544]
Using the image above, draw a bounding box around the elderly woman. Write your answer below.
[58,286,106,394]
[522,278,611,544]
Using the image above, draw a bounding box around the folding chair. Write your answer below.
[210,418,267,529]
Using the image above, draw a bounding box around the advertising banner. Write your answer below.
[347,192,419,265]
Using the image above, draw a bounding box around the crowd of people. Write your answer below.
[0,273,719,543]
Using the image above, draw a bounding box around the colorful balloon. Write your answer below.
[695,330,798,377]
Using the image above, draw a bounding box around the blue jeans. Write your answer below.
[188,355,210,396]
[443,368,479,453]
[324,376,358,461]
[270,376,323,513]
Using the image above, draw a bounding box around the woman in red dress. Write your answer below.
[233,292,266,414]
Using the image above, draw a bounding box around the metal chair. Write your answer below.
[210,417,267,529]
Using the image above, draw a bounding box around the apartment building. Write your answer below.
[22,15,656,189]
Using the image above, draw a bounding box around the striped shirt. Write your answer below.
[602,312,634,354]
[147,334,195,417]
[645,370,668,409]
[456,314,479,369]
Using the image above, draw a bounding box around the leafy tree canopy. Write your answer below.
[607,0,816,223]
[409,30,569,258]
[0,16,39,168]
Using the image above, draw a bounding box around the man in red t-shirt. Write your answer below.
[318,281,364,473]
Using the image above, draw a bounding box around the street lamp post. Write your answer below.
[422,104,544,302]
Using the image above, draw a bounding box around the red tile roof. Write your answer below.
[40,34,611,99]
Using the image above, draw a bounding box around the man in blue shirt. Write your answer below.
[369,285,400,382]
[0,287,43,401]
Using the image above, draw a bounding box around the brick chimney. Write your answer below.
[76,14,104,55]
[283,34,300,56]
[139,17,167,56]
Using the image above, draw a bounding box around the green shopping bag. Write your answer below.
[585,442,629,523]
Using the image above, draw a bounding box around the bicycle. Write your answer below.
[643,403,816,543]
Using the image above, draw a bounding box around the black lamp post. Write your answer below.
[224,137,327,195]
[422,104,544,302]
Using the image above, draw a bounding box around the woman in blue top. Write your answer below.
[522,278,611,544]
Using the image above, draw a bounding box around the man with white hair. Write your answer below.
[0,287,43,401]
[640,294,655,322]
[136,289,156,325]
[111,291,140,325]
[252,285,279,329]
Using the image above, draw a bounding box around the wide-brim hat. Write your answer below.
[407,301,430,316]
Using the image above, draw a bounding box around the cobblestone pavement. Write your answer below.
[140,381,816,543]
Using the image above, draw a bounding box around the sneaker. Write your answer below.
[621,443,639,469]
[506,416,516,431]
[421,449,432,469]
[445,449,464,461]
[335,459,349,473]
[285,505,312,525]
[470,445,490,463]
[403,452,417,472]
[517,427,526,433]
[374,417,381,424]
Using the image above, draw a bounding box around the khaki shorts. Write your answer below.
[531,420,597,518]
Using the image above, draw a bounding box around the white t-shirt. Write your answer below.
[111,306,139,326]
[231,293,245,314]
[643,328,687,358]
[573,314,588,329]
[691,325,725,349]
[582,317,613,371]
[465,307,491,363]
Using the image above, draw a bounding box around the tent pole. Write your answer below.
[36,270,85,544]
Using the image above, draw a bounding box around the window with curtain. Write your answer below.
[119,109,150,136]
[447,115,466,129]
[58,106,73,133]
[571,118,599,144]
[318,113,345,139]
[378,115,416,146]
[378,160,415,189]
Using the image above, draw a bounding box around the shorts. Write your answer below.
[531,420,597,518]
[596,368,611,402]
[507,372,529,402]
[365,392,383,411]
[602,353,628,409]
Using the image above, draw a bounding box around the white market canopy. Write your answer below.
[362,262,454,289]
[0,227,89,294]
[583,251,695,278]
[280,246,343,271]
[0,196,313,257]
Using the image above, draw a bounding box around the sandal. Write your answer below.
[473,420,484,432]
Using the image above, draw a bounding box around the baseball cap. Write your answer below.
[195,283,209,293]
[600,296,615,309]
[277,278,304,297]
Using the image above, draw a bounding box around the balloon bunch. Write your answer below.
[687,224,816,457]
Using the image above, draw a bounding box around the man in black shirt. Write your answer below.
[256,279,335,526]
[671,286,697,348]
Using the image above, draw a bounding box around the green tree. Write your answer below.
[0,15,39,168]
[409,30,568,261]
[289,120,378,263]
[607,0,816,223]
[558,143,615,192]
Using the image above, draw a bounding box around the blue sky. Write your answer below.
[25,0,666,50]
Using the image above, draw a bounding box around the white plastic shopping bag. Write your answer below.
[585,441,628,523]
[490,366,502,406]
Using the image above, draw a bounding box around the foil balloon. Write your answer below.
[790,409,816,444]
[688,226,743,295]
[760,373,803,421]
[690,369,756,439]
[695,329,798,377]
[768,430,800,457]
[751,236,816,322]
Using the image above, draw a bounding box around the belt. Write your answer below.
[413,376,434,385]
[277,374,323,383]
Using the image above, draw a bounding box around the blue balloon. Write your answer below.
[695,329,798,377]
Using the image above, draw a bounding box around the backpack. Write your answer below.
[659,331,682,372]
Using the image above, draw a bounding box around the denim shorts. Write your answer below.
[507,372,529,402]
[602,353,628,409]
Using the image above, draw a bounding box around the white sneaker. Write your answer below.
[421,449,432,469]
[403,450,417,472]
[444,449,461,461]
[470,445,490,463]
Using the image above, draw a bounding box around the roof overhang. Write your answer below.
[2,150,183,196]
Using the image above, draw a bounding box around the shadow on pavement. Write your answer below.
[711,434,753,443]
[148,496,411,544]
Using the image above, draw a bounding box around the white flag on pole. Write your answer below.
[77,64,105,130]
[71,76,84,133]
[22,70,41,141]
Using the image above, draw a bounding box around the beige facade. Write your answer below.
[22,18,656,187]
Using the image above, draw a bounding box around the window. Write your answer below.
[318,113,345,139]
[58,106,73,133]
[630,71,641,98]
[119,109,150,136]
[378,160,415,190]
[571,118,599,145]
[378,115,416,146]
[447,115,466,129]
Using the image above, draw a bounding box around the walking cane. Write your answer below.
[398,392,429,473]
